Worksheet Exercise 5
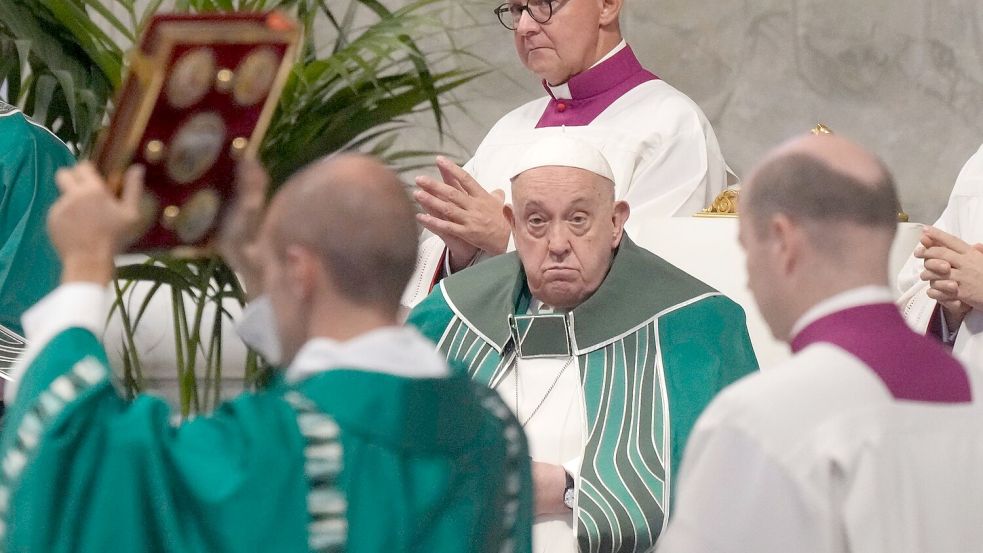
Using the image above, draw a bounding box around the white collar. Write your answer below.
[547,39,628,100]
[790,285,895,339]
[285,326,449,383]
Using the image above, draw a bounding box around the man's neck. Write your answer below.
[308,306,397,343]
[546,35,625,87]
[784,276,892,342]
[591,35,626,70]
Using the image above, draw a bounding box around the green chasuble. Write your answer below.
[408,236,759,553]
[0,327,532,552]
[0,102,74,337]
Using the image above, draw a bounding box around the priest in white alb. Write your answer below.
[659,134,983,553]
[401,0,734,307]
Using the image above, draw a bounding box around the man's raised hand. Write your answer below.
[219,158,270,299]
[414,156,510,272]
[49,162,144,286]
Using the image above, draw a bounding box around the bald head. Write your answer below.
[739,134,902,341]
[265,153,418,314]
[743,134,900,244]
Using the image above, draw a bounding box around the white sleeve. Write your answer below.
[400,235,447,311]
[623,113,731,222]
[657,425,828,553]
[897,280,938,335]
[6,283,110,402]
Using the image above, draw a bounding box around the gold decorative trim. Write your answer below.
[811,123,832,135]
[694,187,740,218]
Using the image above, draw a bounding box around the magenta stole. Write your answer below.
[536,45,658,128]
[791,303,971,403]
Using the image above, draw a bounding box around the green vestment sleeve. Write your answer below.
[0,106,75,336]
[0,328,312,552]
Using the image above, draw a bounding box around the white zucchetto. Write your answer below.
[510,132,616,184]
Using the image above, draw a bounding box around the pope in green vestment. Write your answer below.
[0,100,74,338]
[407,135,759,553]
[0,154,533,553]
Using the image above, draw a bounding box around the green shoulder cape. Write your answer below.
[408,235,759,553]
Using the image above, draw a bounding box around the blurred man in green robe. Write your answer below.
[0,100,74,378]
[0,100,74,336]
[0,155,532,552]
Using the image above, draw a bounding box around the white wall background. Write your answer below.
[425,0,983,224]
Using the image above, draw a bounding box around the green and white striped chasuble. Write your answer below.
[408,236,759,553]
[0,328,533,552]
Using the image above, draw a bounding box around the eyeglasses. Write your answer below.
[494,0,557,31]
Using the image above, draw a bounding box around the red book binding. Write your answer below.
[93,12,300,254]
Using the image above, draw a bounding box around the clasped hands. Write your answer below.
[414,157,511,272]
[915,226,983,330]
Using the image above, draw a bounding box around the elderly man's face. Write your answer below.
[513,0,606,85]
[506,166,629,308]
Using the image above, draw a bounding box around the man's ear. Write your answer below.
[599,0,624,26]
[611,200,630,248]
[769,214,801,276]
[503,203,517,232]
[284,244,320,300]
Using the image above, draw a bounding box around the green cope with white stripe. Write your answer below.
[408,235,759,553]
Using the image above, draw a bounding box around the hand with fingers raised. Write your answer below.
[218,158,271,299]
[414,156,511,273]
[49,162,145,286]
[915,226,983,330]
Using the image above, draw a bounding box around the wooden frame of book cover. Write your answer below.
[93,11,300,254]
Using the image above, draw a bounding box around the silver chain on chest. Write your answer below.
[510,355,576,428]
